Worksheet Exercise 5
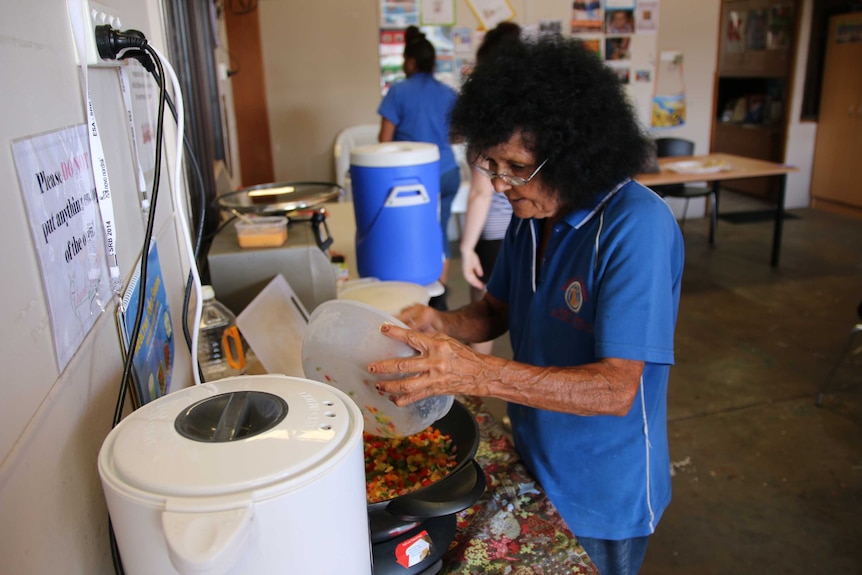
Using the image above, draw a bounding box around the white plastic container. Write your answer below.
[98,375,371,575]
[302,299,453,437]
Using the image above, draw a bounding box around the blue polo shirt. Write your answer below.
[486,179,684,539]
[377,73,458,176]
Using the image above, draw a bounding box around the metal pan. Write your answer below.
[217,181,344,215]
[367,399,486,541]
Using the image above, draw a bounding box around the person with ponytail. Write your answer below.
[378,26,460,310]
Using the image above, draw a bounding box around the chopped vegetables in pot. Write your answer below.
[364,427,458,503]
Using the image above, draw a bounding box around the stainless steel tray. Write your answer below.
[217,181,344,215]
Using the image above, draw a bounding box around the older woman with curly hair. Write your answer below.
[370,35,684,575]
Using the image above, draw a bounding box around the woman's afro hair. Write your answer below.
[450,34,652,211]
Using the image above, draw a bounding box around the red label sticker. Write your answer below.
[395,530,433,568]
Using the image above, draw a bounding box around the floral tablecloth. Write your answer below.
[440,396,598,575]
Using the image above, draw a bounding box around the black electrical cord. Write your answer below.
[112,43,166,429]
[119,48,208,359]
[114,49,205,248]
[205,212,239,240]
[101,26,213,573]
[105,40,166,575]
[95,23,167,426]
[109,517,123,575]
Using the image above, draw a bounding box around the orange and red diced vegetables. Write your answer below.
[364,427,458,503]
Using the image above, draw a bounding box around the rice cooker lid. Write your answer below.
[105,375,360,497]
[349,142,439,168]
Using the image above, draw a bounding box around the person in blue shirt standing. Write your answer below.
[378,26,459,310]
[370,35,684,575]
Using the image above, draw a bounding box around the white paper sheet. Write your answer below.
[12,124,111,371]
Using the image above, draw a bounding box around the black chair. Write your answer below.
[816,300,862,407]
[653,138,717,242]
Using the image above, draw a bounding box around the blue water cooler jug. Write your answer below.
[349,142,443,286]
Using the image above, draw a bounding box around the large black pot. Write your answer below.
[367,399,486,542]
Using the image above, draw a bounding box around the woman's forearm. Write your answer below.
[371,323,645,417]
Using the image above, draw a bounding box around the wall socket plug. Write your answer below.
[75,1,125,66]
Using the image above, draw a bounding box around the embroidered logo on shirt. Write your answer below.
[551,277,592,331]
[564,279,584,313]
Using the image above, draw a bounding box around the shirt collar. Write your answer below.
[513,178,631,236]
[560,178,630,229]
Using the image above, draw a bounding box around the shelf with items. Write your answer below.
[715,77,786,127]
[718,0,797,77]
[712,0,799,201]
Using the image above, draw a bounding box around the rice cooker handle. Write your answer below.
[386,459,486,520]
[162,505,253,575]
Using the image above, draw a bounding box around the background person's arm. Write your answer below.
[460,174,494,289]
[379,117,396,142]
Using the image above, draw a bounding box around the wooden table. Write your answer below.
[637,153,798,266]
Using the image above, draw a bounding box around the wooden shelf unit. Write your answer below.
[711,0,800,201]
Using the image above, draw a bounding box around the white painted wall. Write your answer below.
[257,0,815,218]
[649,0,721,153]
[0,1,195,573]
[784,0,817,209]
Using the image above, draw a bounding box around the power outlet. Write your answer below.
[79,1,125,65]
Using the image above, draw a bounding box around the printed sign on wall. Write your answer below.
[12,124,111,371]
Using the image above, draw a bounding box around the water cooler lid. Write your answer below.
[350,142,439,168]
[101,375,362,498]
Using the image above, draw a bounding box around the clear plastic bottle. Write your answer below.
[197,285,248,381]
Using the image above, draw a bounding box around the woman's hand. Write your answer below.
[460,249,486,289]
[397,303,445,334]
[368,323,496,406]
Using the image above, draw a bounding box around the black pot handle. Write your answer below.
[385,460,486,520]
[310,210,333,252]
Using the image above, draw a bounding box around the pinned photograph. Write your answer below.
[605,36,631,61]
[636,1,659,33]
[572,1,603,33]
[576,36,603,58]
[635,69,652,82]
[606,9,635,34]
[611,65,630,84]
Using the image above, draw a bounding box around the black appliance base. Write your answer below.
[371,514,456,575]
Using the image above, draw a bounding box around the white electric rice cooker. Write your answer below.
[98,374,371,575]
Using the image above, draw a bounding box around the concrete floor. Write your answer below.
[445,191,862,574]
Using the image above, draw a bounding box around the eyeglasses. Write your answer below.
[471,158,549,187]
